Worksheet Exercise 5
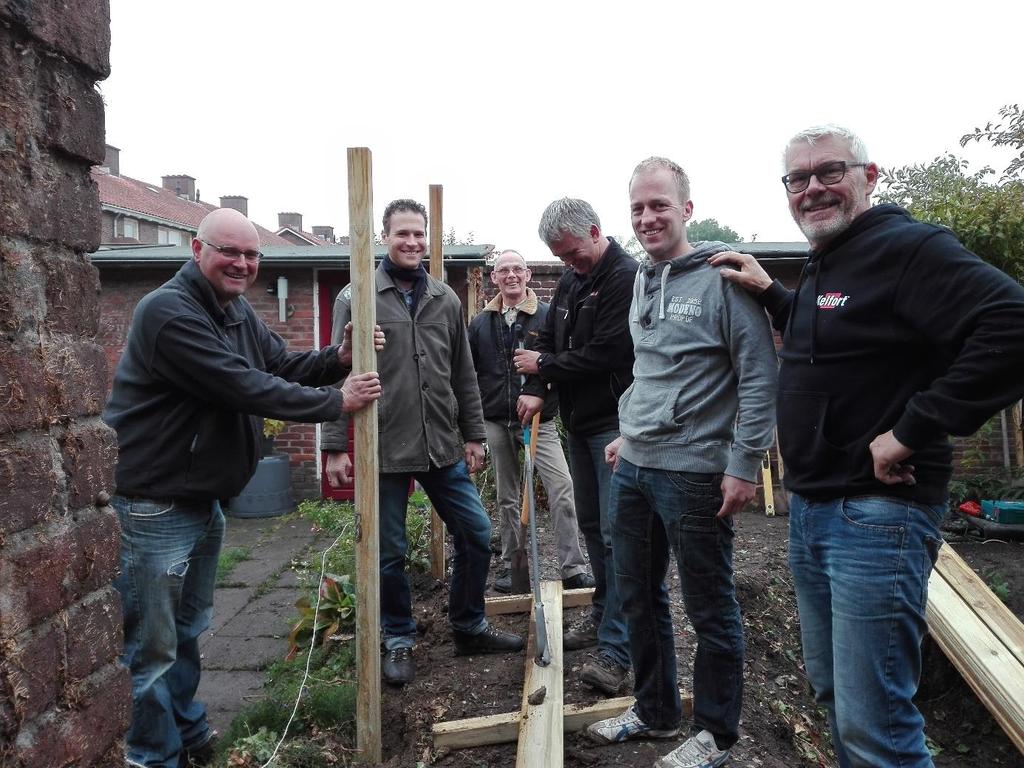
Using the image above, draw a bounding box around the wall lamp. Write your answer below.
[266,276,291,322]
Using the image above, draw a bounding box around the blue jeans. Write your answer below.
[379,460,491,650]
[788,493,944,768]
[112,495,224,768]
[611,459,743,745]
[567,429,630,668]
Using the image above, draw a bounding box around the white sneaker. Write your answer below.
[655,729,730,768]
[586,705,680,745]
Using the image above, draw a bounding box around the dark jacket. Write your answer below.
[522,237,638,436]
[468,287,558,426]
[320,263,486,472]
[103,260,345,501]
[760,204,1024,504]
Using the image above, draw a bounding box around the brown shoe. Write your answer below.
[581,652,629,695]
[563,617,599,651]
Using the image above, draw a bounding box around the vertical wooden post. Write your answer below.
[348,147,381,763]
[428,183,447,581]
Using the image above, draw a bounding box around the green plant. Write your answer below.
[263,418,286,439]
[286,575,355,660]
[216,546,251,585]
[987,572,1011,604]
[404,490,433,571]
[223,726,280,767]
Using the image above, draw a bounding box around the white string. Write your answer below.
[258,526,346,767]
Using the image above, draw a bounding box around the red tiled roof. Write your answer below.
[92,169,291,246]
[276,227,335,247]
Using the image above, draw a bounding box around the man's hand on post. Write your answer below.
[465,441,485,474]
[604,436,624,471]
[869,430,916,486]
[517,394,544,425]
[718,475,756,518]
[707,251,773,294]
[512,348,541,375]
[341,372,381,413]
[337,322,386,368]
[324,452,353,487]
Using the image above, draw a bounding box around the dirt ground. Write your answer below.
[376,510,1024,768]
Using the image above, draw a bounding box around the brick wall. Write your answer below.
[0,3,130,766]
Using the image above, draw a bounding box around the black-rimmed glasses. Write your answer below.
[781,160,868,194]
[199,238,263,263]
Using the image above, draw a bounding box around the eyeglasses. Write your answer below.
[199,238,263,263]
[494,266,528,276]
[781,160,868,194]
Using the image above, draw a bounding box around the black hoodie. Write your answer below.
[760,204,1024,504]
[104,260,345,501]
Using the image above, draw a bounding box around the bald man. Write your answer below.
[104,208,381,768]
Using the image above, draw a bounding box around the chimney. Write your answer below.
[162,174,197,202]
[104,144,120,176]
[278,212,302,231]
[220,196,249,217]
[312,225,335,242]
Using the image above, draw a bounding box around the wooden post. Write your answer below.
[427,183,447,581]
[348,147,381,763]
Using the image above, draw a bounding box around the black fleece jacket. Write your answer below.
[104,260,346,501]
[523,238,638,436]
[759,204,1024,504]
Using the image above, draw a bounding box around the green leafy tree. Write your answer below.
[687,218,743,243]
[960,103,1024,181]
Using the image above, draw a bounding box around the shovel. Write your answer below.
[523,412,551,666]
[510,412,539,595]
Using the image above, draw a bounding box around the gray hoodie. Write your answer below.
[617,241,778,481]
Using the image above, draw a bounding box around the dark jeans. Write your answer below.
[610,459,743,746]
[379,460,491,649]
[566,428,630,668]
[112,495,223,768]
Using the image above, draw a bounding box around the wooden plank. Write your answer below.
[926,569,1024,753]
[348,147,381,764]
[933,545,1024,667]
[432,693,694,749]
[516,581,564,767]
[485,587,593,616]
[427,183,446,581]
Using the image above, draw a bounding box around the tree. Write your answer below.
[442,227,475,246]
[687,218,742,243]
[878,110,1024,284]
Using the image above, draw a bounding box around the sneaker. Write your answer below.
[656,730,730,768]
[563,617,599,651]
[580,652,629,695]
[562,572,596,590]
[586,704,680,745]
[382,647,414,685]
[183,732,219,767]
[493,566,512,594]
[453,624,524,656]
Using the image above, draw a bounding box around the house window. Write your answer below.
[121,217,138,239]
[158,227,184,246]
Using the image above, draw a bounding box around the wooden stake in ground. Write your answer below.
[348,147,382,764]
[427,184,447,581]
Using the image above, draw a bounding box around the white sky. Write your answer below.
[102,0,1021,256]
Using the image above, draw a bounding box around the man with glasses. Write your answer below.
[468,249,593,594]
[710,125,1024,768]
[322,199,523,688]
[514,198,637,695]
[104,207,383,768]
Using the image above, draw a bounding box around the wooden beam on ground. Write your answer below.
[348,147,381,763]
[926,544,1024,753]
[427,183,446,581]
[485,587,594,616]
[516,581,564,767]
[432,692,694,749]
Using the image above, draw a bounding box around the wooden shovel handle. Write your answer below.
[519,412,542,525]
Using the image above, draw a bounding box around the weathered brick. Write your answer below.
[45,337,108,418]
[0,524,75,637]
[0,340,51,433]
[12,661,130,768]
[1,621,63,722]
[0,432,58,536]
[0,0,112,78]
[43,65,106,164]
[69,507,120,599]
[65,587,122,682]
[60,420,116,510]
[0,238,47,339]
[40,250,102,336]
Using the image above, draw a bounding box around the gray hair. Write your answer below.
[784,124,870,167]
[630,156,691,202]
[538,198,601,245]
